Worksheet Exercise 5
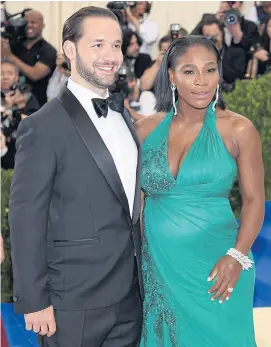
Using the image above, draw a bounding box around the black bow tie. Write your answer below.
[92,93,124,118]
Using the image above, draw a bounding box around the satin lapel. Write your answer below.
[122,109,141,225]
[57,85,130,218]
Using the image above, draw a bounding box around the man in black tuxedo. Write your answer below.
[9,6,143,347]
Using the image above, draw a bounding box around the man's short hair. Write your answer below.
[1,58,19,74]
[62,6,119,49]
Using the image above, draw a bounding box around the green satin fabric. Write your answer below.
[140,103,256,347]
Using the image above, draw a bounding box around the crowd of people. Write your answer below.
[1,0,271,171]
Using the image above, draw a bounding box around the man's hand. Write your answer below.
[125,7,140,32]
[225,23,243,43]
[253,49,269,62]
[25,305,56,337]
[1,38,12,58]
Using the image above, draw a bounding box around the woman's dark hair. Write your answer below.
[62,6,119,50]
[121,29,142,55]
[155,35,226,112]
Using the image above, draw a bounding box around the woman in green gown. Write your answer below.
[136,36,265,347]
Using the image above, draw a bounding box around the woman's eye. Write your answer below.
[114,44,121,49]
[93,44,102,48]
[207,68,217,73]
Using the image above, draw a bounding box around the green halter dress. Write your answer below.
[140,103,256,347]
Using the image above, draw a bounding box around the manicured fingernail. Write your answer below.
[219,300,223,304]
[226,297,230,301]
[211,298,215,301]
[207,277,211,282]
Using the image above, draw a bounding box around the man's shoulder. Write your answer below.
[40,38,57,54]
[138,53,152,64]
[28,98,65,126]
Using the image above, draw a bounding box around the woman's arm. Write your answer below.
[208,115,265,303]
[234,117,265,255]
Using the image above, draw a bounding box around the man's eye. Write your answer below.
[93,44,102,48]
[184,70,194,74]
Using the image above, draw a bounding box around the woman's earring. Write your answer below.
[212,86,219,111]
[171,84,177,115]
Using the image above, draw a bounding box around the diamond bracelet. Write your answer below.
[226,248,254,270]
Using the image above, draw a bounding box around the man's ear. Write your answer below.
[63,41,76,62]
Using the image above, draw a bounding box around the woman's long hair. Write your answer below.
[154,35,226,113]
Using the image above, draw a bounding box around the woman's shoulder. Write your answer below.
[216,108,259,143]
[135,112,167,144]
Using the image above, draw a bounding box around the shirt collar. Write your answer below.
[67,77,109,103]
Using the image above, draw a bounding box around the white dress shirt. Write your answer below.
[67,78,138,217]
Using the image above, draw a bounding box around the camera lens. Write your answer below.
[227,13,238,24]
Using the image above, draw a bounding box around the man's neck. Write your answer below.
[70,75,108,98]
[25,36,42,49]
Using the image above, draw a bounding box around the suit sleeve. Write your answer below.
[9,115,57,314]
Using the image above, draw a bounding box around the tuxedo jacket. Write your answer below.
[9,85,143,314]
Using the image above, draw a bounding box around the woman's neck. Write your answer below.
[175,99,208,125]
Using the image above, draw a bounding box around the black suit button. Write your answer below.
[13,296,18,302]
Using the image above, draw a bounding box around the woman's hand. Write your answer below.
[207,255,242,303]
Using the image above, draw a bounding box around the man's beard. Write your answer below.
[76,53,116,89]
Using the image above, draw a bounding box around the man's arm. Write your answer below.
[1,38,56,82]
[10,55,51,82]
[9,115,56,314]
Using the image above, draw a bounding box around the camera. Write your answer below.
[1,81,30,140]
[170,23,181,40]
[109,64,130,99]
[107,1,135,28]
[109,64,137,99]
[224,8,240,25]
[0,2,31,45]
[10,81,30,94]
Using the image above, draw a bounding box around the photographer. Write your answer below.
[1,59,39,169]
[253,16,271,75]
[246,1,271,26]
[122,28,152,79]
[1,10,57,107]
[124,72,156,122]
[199,15,247,86]
[140,35,172,91]
[217,1,259,51]
[125,1,159,56]
[47,53,70,100]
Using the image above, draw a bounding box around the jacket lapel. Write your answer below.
[57,85,130,218]
[121,109,141,225]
